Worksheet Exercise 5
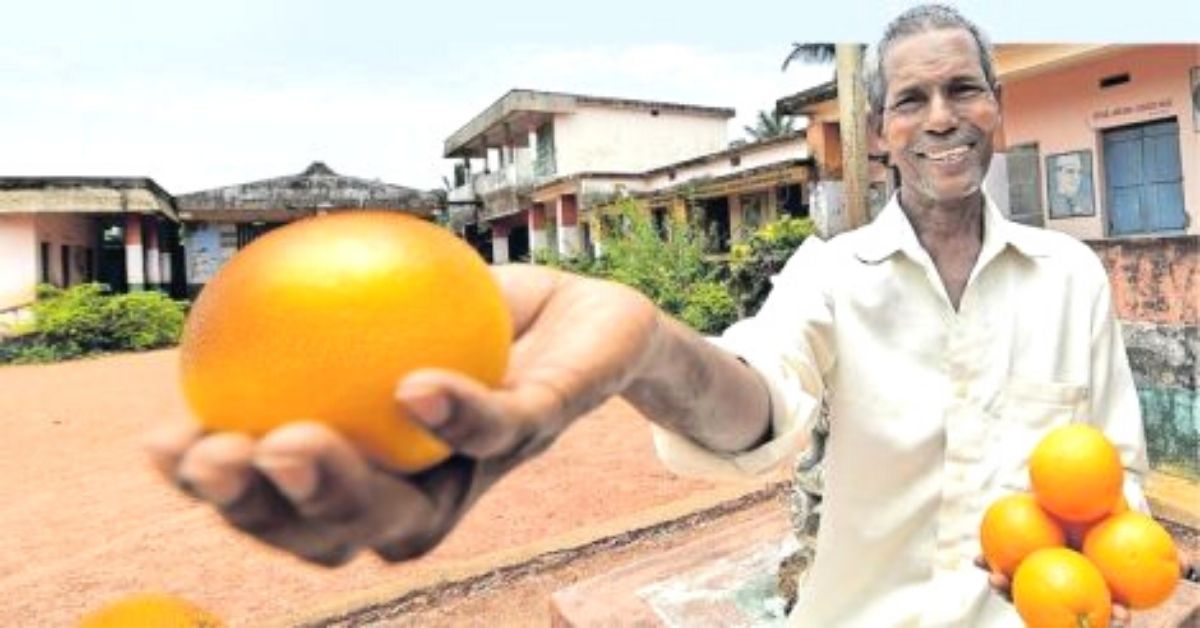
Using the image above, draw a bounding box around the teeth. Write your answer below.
[925,145,970,161]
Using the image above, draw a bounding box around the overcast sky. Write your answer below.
[2,0,1195,193]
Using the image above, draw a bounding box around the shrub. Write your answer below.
[728,216,814,316]
[680,280,739,334]
[534,200,744,334]
[0,283,186,364]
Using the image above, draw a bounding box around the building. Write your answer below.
[546,131,814,256]
[444,89,735,262]
[777,44,1200,481]
[175,162,442,296]
[0,177,182,312]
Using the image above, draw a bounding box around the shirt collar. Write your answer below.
[853,192,1052,264]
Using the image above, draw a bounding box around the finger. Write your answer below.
[973,555,988,571]
[987,571,1012,601]
[254,422,371,523]
[397,370,548,459]
[176,432,258,506]
[371,457,475,562]
[144,422,204,480]
[1111,604,1131,627]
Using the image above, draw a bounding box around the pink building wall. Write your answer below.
[0,216,37,311]
[1001,45,1199,241]
[34,214,101,289]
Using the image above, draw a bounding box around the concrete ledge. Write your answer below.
[1147,471,1200,530]
[275,478,786,627]
[550,504,794,627]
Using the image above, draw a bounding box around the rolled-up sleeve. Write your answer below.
[651,237,838,480]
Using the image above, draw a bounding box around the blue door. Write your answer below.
[1103,119,1187,236]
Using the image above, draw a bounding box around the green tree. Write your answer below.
[744,109,795,141]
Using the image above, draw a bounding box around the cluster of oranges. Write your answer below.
[980,424,1179,627]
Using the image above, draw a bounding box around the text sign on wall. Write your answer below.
[1092,98,1173,124]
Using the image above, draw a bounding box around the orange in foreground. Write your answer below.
[1012,547,1112,628]
[980,493,1066,578]
[79,593,223,627]
[1029,424,1123,524]
[1083,511,1180,609]
[179,212,512,472]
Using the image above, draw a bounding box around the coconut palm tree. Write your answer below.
[782,42,869,233]
[744,109,795,141]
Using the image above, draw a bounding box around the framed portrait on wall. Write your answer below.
[1191,66,1199,130]
[1046,150,1096,218]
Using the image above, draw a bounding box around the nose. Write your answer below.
[924,92,958,134]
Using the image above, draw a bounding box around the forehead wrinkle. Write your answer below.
[883,30,986,97]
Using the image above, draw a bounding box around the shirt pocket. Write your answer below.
[989,379,1089,492]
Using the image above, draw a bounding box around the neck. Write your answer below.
[898,189,985,247]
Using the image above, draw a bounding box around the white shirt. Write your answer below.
[652,194,1149,627]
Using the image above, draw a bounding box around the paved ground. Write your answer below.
[0,349,741,627]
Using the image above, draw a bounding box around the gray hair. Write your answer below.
[865,4,998,119]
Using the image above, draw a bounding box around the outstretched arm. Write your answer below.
[147,264,771,565]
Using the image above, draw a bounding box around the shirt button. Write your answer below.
[955,382,968,398]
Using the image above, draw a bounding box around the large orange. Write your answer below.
[1012,547,1112,628]
[1083,511,1179,609]
[179,212,511,472]
[1029,424,1123,523]
[979,492,1066,577]
[79,593,223,627]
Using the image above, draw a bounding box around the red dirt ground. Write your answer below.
[0,349,725,626]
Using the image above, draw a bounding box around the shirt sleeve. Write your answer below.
[650,237,838,480]
[1084,260,1151,513]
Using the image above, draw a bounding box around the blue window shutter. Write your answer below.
[1103,119,1186,235]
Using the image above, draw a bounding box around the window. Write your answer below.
[535,122,556,177]
[651,207,669,240]
[40,242,51,284]
[236,222,279,248]
[1103,118,1186,236]
[739,192,769,234]
[1007,144,1044,226]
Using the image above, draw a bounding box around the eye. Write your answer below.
[890,95,922,112]
[951,83,985,98]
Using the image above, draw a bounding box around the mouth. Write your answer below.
[916,143,975,164]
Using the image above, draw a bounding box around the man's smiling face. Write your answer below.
[878,28,1001,210]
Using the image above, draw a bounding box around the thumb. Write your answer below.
[396,369,545,460]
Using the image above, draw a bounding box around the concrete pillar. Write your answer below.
[124,213,146,291]
[491,223,510,264]
[529,203,550,255]
[728,194,744,243]
[145,218,161,290]
[557,194,582,256]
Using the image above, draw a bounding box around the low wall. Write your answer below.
[1089,235,1199,480]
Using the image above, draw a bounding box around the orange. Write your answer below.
[1083,511,1179,609]
[979,492,1066,577]
[1061,494,1128,550]
[179,212,511,472]
[79,593,223,627]
[1012,547,1112,628]
[1029,424,1124,523]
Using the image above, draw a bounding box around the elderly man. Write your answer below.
[150,4,1149,626]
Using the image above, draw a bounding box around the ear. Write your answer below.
[868,112,887,154]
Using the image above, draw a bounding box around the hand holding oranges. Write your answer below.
[978,424,1180,627]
